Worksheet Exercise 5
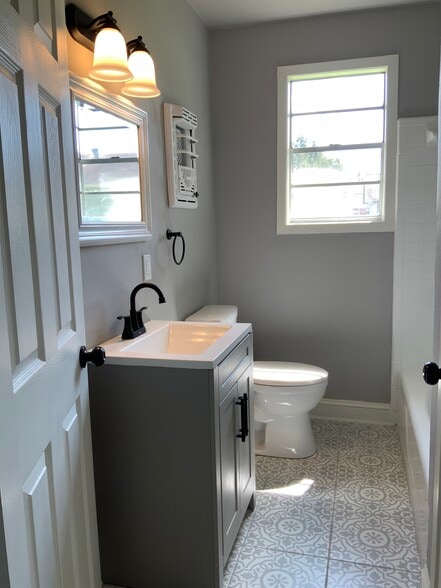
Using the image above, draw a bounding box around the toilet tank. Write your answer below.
[185,305,238,324]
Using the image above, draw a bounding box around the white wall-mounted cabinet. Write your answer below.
[164,103,199,208]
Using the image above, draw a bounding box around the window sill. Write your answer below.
[79,224,152,247]
[277,220,395,235]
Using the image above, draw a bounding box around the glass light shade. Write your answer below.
[121,50,161,98]
[89,28,132,82]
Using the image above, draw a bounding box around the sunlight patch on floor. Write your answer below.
[261,478,315,497]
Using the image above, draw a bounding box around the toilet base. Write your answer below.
[255,413,316,459]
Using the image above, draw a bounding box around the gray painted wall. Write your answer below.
[211,3,440,403]
[67,0,218,347]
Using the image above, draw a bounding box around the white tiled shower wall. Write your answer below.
[392,117,438,575]
[392,116,438,410]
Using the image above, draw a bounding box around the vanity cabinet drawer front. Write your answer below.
[219,335,252,402]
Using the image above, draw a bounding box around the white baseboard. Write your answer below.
[311,398,396,425]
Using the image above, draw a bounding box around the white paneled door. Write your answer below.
[0,1,100,587]
[427,81,441,586]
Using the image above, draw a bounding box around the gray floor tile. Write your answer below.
[224,509,255,586]
[256,453,338,493]
[224,539,242,587]
[339,422,401,442]
[326,559,421,587]
[227,545,328,587]
[312,419,341,449]
[225,421,421,587]
[338,443,404,466]
[335,479,412,512]
[336,460,410,487]
[245,497,333,558]
[330,506,420,572]
[256,484,335,509]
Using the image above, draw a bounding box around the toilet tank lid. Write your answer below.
[185,305,238,323]
[253,361,328,386]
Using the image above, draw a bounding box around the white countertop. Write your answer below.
[99,320,252,369]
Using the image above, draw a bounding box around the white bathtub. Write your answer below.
[398,370,430,573]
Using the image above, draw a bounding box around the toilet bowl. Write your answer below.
[185,306,328,459]
[253,361,328,458]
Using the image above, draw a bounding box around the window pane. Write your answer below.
[291,148,382,186]
[290,184,381,221]
[81,192,142,224]
[79,161,140,193]
[290,73,385,114]
[291,109,384,148]
[75,98,139,159]
[77,127,139,159]
[75,99,127,129]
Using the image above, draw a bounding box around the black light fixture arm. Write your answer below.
[127,36,151,56]
[65,3,120,52]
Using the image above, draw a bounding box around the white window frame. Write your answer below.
[70,75,153,247]
[277,55,398,235]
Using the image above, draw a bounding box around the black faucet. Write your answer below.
[118,282,166,339]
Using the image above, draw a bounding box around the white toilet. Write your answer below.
[186,305,328,459]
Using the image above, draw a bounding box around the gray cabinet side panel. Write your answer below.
[88,365,219,588]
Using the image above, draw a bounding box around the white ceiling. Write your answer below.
[186,0,430,28]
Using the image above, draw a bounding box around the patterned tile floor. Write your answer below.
[224,420,421,588]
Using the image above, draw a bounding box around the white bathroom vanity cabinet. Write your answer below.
[88,325,255,588]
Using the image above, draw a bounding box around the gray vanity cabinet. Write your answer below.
[219,365,254,561]
[88,332,255,588]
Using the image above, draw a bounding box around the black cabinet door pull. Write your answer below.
[236,393,249,442]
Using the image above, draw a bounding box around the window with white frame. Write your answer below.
[277,55,398,234]
[70,75,152,247]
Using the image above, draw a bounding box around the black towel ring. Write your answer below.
[166,230,186,265]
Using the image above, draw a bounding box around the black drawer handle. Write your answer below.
[236,393,249,442]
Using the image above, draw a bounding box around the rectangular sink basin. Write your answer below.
[99,320,252,369]
[122,322,232,355]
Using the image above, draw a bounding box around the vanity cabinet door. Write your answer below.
[219,359,255,563]
[219,381,241,561]
[237,366,255,512]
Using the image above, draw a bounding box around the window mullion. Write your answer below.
[290,143,383,154]
[291,180,381,189]
[288,105,385,117]
[79,157,139,164]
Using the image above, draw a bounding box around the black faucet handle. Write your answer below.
[135,307,148,333]
[117,315,135,340]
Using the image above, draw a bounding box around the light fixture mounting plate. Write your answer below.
[65,4,119,52]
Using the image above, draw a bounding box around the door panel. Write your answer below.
[0,1,100,586]
[40,94,74,339]
[62,402,94,588]
[22,453,60,588]
[32,0,56,54]
[0,64,39,375]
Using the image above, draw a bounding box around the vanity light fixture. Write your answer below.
[121,37,161,98]
[66,3,132,83]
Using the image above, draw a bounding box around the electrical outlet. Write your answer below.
[143,254,152,280]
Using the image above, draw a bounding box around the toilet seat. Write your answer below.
[254,361,328,387]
